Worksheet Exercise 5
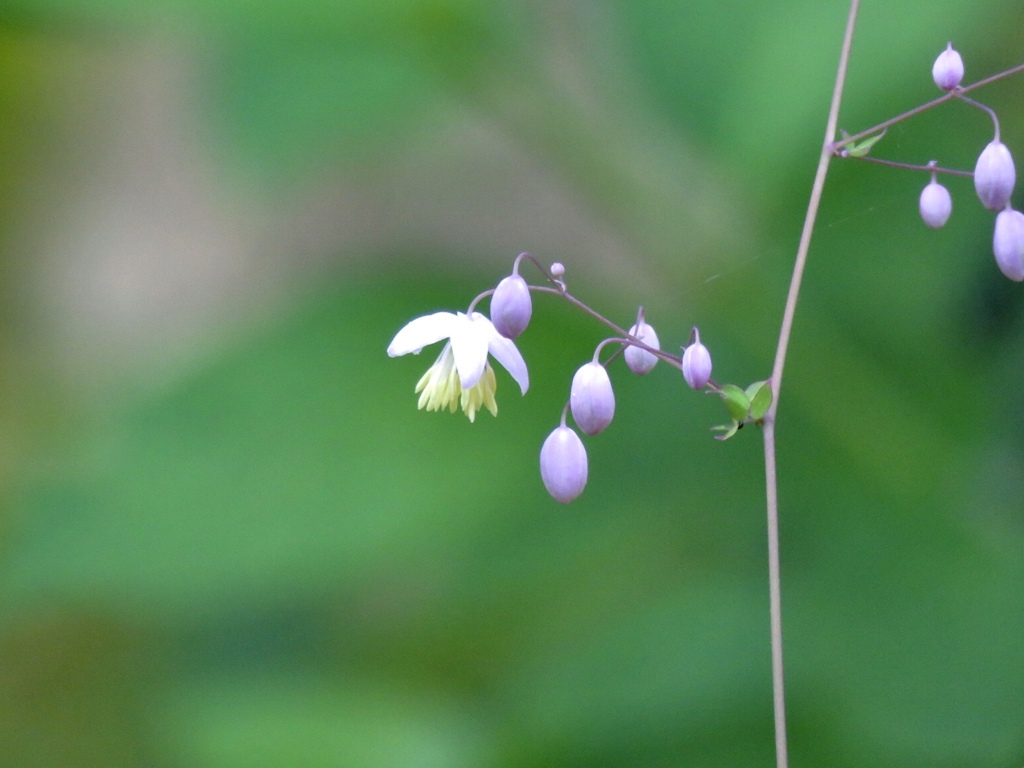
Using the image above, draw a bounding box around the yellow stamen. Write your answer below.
[412,344,500,421]
[415,345,461,414]
[460,365,498,422]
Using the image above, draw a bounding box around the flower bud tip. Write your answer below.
[540,426,588,504]
[919,180,952,228]
[570,361,615,435]
[624,321,660,375]
[682,331,713,391]
[932,43,964,91]
[993,207,1024,281]
[975,141,1016,212]
[490,274,532,339]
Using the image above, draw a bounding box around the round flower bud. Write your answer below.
[682,331,712,390]
[993,207,1024,281]
[550,262,565,278]
[974,141,1016,212]
[570,362,615,435]
[624,321,660,375]
[932,43,964,91]
[490,274,532,339]
[919,179,952,228]
[540,426,588,504]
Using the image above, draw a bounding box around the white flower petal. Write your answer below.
[449,314,491,389]
[387,312,459,357]
[487,334,529,394]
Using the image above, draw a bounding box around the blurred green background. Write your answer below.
[0,1,1022,766]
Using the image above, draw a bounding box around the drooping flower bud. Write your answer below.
[932,43,964,91]
[624,321,660,375]
[993,207,1024,281]
[490,274,532,339]
[682,329,712,390]
[540,425,588,504]
[919,179,952,228]
[974,141,1016,212]
[570,362,615,435]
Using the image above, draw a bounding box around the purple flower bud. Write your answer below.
[624,321,660,375]
[682,330,712,390]
[993,207,1024,281]
[974,141,1016,212]
[540,426,588,504]
[490,274,532,339]
[932,43,964,90]
[919,179,952,228]
[570,362,615,435]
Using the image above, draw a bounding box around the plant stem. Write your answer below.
[762,2,860,767]
[833,59,1024,152]
[851,155,973,176]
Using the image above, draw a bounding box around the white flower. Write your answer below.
[387,311,529,421]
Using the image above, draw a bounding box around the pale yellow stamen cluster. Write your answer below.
[460,365,498,422]
[414,344,499,422]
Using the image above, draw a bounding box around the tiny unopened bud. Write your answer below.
[550,262,565,278]
[974,141,1016,212]
[490,274,532,339]
[682,329,712,390]
[993,207,1024,281]
[624,321,660,375]
[570,362,615,435]
[919,179,952,228]
[932,43,964,90]
[540,426,588,504]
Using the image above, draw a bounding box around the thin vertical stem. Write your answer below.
[762,2,861,768]
[762,420,787,768]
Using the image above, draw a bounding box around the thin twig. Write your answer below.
[833,59,1024,152]
[851,155,973,177]
[762,2,861,767]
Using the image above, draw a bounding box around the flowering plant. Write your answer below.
[386,5,1024,765]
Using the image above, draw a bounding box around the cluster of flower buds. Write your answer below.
[387,253,716,505]
[972,139,1024,280]
[541,310,663,504]
[912,44,1024,281]
[915,44,967,231]
[540,315,715,503]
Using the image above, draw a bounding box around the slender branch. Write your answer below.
[762,2,861,767]
[850,155,973,176]
[470,255,681,366]
[768,0,857,419]
[530,285,684,368]
[961,59,1024,94]
[833,59,1024,152]
[832,91,955,152]
[954,93,1001,139]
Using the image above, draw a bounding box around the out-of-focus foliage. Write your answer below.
[0,1,1022,767]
